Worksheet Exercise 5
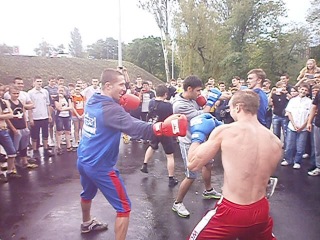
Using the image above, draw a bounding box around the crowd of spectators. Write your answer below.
[1,59,320,183]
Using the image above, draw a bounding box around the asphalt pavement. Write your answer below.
[0,139,319,240]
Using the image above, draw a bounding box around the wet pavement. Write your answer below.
[0,140,319,240]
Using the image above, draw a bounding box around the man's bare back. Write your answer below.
[219,119,282,204]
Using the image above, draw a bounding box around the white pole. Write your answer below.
[118,0,123,67]
[171,40,174,79]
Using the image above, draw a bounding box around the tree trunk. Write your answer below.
[160,30,171,82]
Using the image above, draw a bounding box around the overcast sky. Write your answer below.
[0,0,311,55]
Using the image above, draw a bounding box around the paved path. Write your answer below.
[0,140,319,240]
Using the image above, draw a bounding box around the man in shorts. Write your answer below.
[187,90,282,239]
[77,69,187,240]
[140,84,179,187]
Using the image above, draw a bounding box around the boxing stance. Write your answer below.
[77,68,187,240]
[188,90,282,240]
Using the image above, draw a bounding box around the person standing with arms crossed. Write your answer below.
[77,68,187,240]
[188,90,282,239]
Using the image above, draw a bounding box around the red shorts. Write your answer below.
[189,197,276,240]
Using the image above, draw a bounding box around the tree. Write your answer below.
[124,36,168,80]
[69,27,84,58]
[139,0,177,82]
[306,0,320,45]
[34,40,53,57]
[0,44,13,55]
[87,37,119,60]
[172,0,304,83]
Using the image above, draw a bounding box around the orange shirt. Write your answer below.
[72,94,85,116]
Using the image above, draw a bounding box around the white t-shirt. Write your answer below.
[28,88,50,120]
[285,96,312,131]
[81,86,101,102]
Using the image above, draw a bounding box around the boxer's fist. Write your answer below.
[153,114,187,137]
[190,113,222,143]
[196,95,206,107]
[206,88,222,107]
[119,94,140,111]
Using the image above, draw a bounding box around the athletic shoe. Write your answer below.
[23,163,38,169]
[81,218,108,234]
[308,167,320,176]
[28,158,38,164]
[7,172,22,178]
[266,177,278,199]
[202,188,222,199]
[44,149,54,157]
[0,172,8,183]
[281,160,289,166]
[302,154,309,159]
[168,177,179,187]
[293,163,301,169]
[57,148,63,155]
[140,165,148,173]
[172,202,190,217]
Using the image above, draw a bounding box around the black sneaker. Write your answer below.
[81,218,108,234]
[7,172,22,178]
[28,157,38,164]
[44,149,54,157]
[140,165,148,173]
[0,172,8,183]
[168,177,179,187]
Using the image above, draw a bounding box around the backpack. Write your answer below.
[146,100,161,124]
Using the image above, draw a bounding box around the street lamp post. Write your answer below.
[118,0,122,67]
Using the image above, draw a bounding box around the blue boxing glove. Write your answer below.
[190,113,222,143]
[206,88,222,107]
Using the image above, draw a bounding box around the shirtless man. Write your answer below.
[187,90,282,240]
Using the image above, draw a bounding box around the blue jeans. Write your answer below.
[0,130,17,158]
[285,129,308,164]
[272,115,288,140]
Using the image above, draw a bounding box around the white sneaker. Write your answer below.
[172,202,190,217]
[302,154,309,159]
[281,160,289,166]
[266,177,278,199]
[293,163,301,169]
[308,167,320,176]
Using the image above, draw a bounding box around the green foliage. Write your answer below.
[173,0,310,85]
[34,40,53,57]
[69,28,84,58]
[124,36,172,81]
[0,44,13,55]
[306,0,320,45]
[87,38,119,60]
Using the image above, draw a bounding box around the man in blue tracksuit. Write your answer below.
[77,68,187,240]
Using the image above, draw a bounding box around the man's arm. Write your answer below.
[188,125,225,171]
[307,105,317,131]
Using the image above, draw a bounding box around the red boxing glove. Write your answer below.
[153,114,188,137]
[119,94,140,111]
[196,95,207,107]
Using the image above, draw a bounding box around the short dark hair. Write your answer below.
[142,81,149,86]
[155,84,168,97]
[100,68,123,88]
[183,75,203,91]
[299,83,310,90]
[13,77,23,84]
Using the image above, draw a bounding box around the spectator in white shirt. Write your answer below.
[28,76,54,158]
[81,78,101,103]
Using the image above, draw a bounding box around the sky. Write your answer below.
[0,0,311,55]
